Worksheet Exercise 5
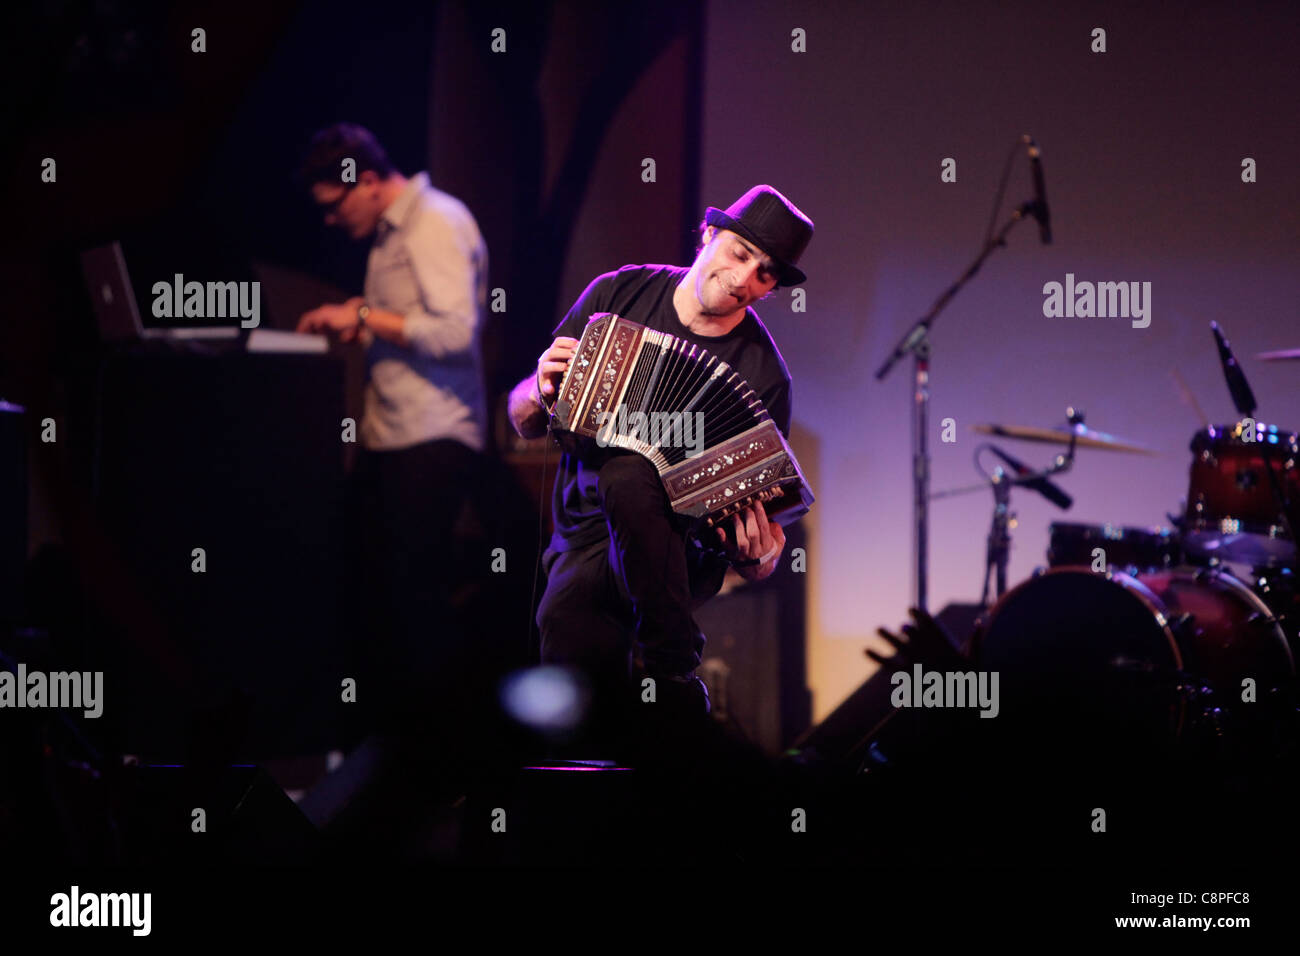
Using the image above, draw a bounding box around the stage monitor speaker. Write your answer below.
[114,764,319,864]
[790,601,979,766]
[695,521,812,754]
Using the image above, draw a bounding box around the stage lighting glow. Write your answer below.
[500,666,587,731]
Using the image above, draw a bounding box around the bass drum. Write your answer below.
[973,568,1186,752]
[1139,566,1295,726]
[1144,564,1294,749]
[973,566,1295,754]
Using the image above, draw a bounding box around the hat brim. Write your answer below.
[705,208,807,286]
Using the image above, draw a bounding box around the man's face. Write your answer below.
[312,172,382,239]
[692,227,780,316]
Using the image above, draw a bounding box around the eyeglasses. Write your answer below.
[317,184,356,218]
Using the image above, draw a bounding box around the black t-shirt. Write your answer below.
[546,264,793,555]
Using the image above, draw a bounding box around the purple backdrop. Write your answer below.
[698,0,1300,714]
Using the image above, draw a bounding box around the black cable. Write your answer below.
[983,137,1024,247]
[526,398,556,662]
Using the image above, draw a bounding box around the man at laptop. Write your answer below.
[296,123,489,725]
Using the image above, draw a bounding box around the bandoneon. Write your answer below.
[551,313,814,528]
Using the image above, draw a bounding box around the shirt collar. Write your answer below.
[380,171,430,231]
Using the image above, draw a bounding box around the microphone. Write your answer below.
[1022,134,1052,245]
[989,444,1072,510]
[1210,321,1257,417]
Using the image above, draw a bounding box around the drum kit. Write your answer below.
[954,326,1299,756]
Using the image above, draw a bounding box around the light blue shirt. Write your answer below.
[362,172,488,452]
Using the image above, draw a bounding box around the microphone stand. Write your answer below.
[980,432,1078,605]
[875,202,1042,611]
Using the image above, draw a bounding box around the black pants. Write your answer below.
[536,453,720,698]
[347,437,482,723]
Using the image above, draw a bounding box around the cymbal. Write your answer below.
[971,422,1157,454]
[1257,349,1300,361]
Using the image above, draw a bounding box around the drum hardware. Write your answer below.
[984,470,1014,606]
[928,409,1168,601]
[1250,566,1297,643]
[965,411,1158,600]
[978,427,1078,604]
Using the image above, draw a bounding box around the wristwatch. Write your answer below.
[356,303,371,329]
[732,541,781,569]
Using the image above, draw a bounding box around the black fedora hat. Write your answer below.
[705,185,814,285]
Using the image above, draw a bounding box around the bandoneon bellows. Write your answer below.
[551,313,814,528]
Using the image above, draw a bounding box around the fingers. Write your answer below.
[742,505,762,553]
[753,504,773,553]
[537,369,568,396]
[716,504,780,560]
[731,512,748,553]
[537,342,577,396]
[542,342,577,365]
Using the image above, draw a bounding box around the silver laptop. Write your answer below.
[80,242,241,343]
